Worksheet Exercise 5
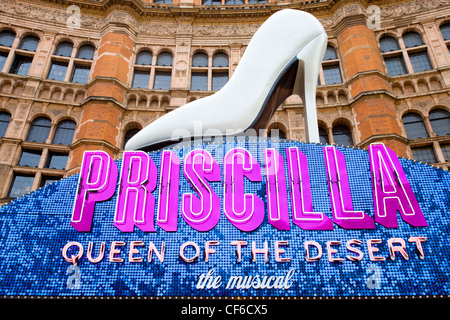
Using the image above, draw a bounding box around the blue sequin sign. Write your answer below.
[0,140,449,298]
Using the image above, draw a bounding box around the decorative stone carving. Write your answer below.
[193,24,261,37]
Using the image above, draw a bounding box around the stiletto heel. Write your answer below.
[126,9,328,151]
[294,32,328,143]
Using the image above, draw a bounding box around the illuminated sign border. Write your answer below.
[0,140,449,299]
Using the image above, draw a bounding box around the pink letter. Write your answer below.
[304,241,322,262]
[367,239,386,261]
[387,238,409,260]
[287,147,333,230]
[182,149,221,231]
[324,146,375,229]
[157,150,180,232]
[114,151,157,232]
[223,148,264,231]
[71,151,118,232]
[265,148,290,230]
[369,143,427,228]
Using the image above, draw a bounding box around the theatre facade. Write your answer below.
[0,0,449,299]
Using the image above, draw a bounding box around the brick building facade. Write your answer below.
[0,0,449,203]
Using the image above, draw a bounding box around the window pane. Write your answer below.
[212,72,228,91]
[379,36,400,52]
[132,70,150,89]
[154,71,171,90]
[402,113,428,139]
[0,30,15,47]
[333,125,353,146]
[156,52,173,66]
[323,46,338,60]
[323,65,342,84]
[47,61,68,81]
[8,174,34,198]
[412,146,436,163]
[53,120,76,145]
[40,175,61,187]
[441,144,450,162]
[409,51,432,72]
[77,44,95,60]
[18,149,42,167]
[46,152,68,170]
[403,32,424,48]
[26,117,51,143]
[0,52,7,72]
[54,42,73,57]
[268,129,286,139]
[212,53,229,67]
[441,23,450,41]
[191,72,208,91]
[0,112,11,137]
[154,0,173,3]
[225,0,244,4]
[9,55,32,76]
[384,56,407,76]
[319,127,329,144]
[71,65,90,84]
[123,128,140,148]
[192,53,208,67]
[429,109,450,136]
[19,36,39,52]
[136,51,152,65]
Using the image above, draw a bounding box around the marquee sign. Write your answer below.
[0,139,449,298]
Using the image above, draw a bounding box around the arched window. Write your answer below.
[403,31,424,48]
[132,51,152,89]
[68,44,95,84]
[379,36,407,76]
[402,31,432,73]
[48,43,73,81]
[153,52,172,90]
[192,52,208,67]
[123,128,140,149]
[191,52,208,91]
[54,41,73,57]
[136,50,153,65]
[379,36,400,52]
[156,52,173,66]
[440,23,450,54]
[0,111,11,137]
[18,35,39,52]
[323,45,339,60]
[319,127,329,144]
[441,23,450,41]
[26,117,51,143]
[212,52,229,91]
[212,52,229,67]
[53,120,76,145]
[321,46,342,85]
[76,44,95,60]
[0,30,16,48]
[402,113,428,139]
[332,125,353,146]
[429,109,450,136]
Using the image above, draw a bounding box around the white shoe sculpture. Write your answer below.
[125,9,327,151]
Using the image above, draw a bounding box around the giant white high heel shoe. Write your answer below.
[125,9,327,151]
